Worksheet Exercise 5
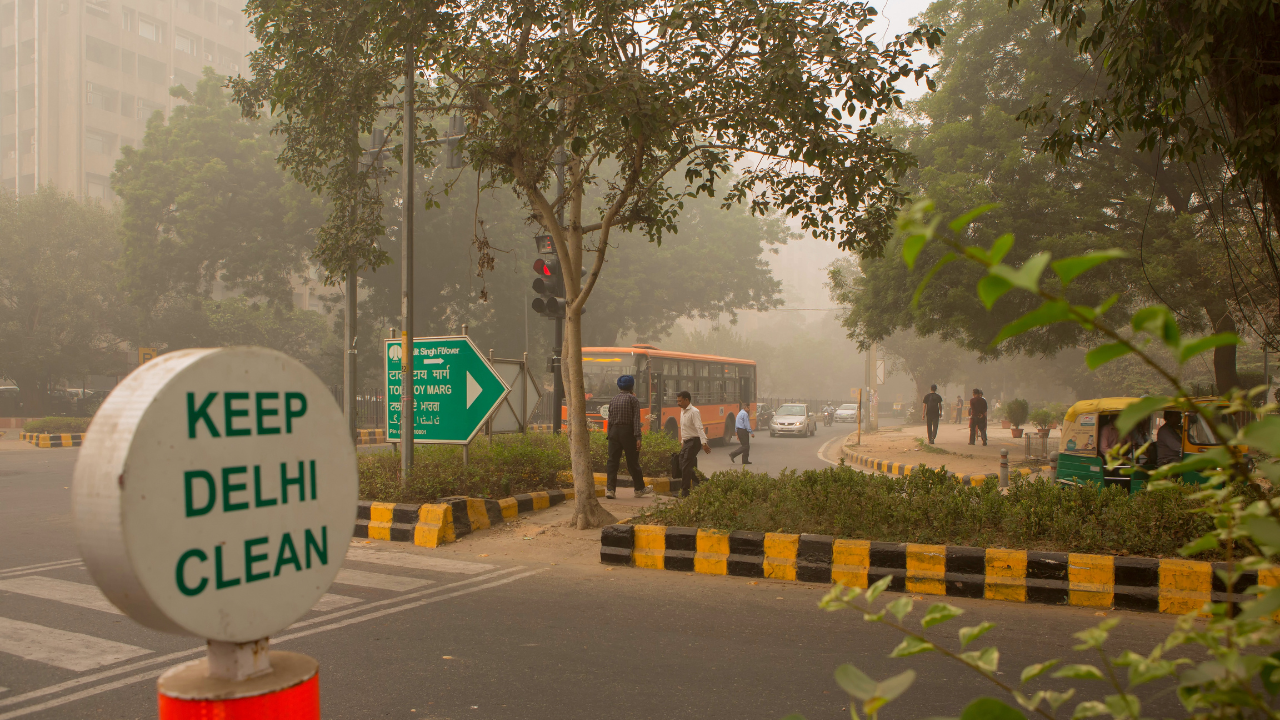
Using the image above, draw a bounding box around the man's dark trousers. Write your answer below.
[969,418,987,444]
[728,429,751,463]
[926,414,940,443]
[606,424,645,493]
[678,438,701,497]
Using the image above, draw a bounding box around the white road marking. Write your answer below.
[0,617,150,672]
[333,568,433,591]
[0,577,121,615]
[0,560,83,580]
[0,567,544,720]
[310,593,361,612]
[345,547,495,575]
[817,435,843,467]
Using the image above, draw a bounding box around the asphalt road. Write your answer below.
[0,435,1193,720]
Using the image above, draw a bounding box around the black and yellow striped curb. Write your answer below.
[600,524,1272,616]
[578,472,693,496]
[842,448,1050,487]
[356,429,386,445]
[354,486,604,547]
[19,432,85,448]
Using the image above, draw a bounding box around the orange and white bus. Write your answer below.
[568,344,758,443]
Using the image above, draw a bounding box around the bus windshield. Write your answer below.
[581,354,634,402]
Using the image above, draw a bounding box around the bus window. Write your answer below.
[581,354,632,402]
[697,363,710,377]
[724,365,738,378]
[713,379,724,403]
[680,361,695,376]
[709,363,722,377]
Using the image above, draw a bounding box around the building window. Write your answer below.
[178,0,199,14]
[85,35,120,68]
[86,82,119,112]
[203,1,215,23]
[136,99,162,120]
[138,15,161,42]
[173,67,199,90]
[121,136,136,150]
[86,173,112,201]
[174,32,195,55]
[85,128,115,155]
[120,92,135,117]
[216,5,236,29]
[137,55,166,84]
[121,5,132,30]
[84,0,109,20]
[121,49,136,75]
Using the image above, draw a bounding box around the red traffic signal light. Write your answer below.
[533,259,552,276]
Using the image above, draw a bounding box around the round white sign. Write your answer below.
[73,347,358,643]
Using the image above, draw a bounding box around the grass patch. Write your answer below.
[360,430,682,504]
[22,417,91,433]
[629,465,1230,558]
[913,438,951,455]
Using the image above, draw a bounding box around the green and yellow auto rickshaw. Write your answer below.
[1057,397,1250,492]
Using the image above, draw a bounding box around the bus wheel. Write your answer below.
[664,418,679,440]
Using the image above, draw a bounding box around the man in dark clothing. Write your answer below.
[968,388,988,446]
[1156,410,1183,467]
[605,375,651,499]
[922,384,943,444]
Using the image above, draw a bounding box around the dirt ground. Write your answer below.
[842,419,1056,476]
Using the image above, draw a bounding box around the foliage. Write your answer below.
[0,188,124,416]
[22,417,92,434]
[1029,408,1056,431]
[360,430,680,504]
[1004,398,1030,429]
[632,465,1215,558]
[788,200,1280,720]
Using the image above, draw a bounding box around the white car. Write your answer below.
[770,403,816,437]
[834,403,860,423]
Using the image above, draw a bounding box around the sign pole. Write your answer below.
[856,388,862,445]
[400,37,416,485]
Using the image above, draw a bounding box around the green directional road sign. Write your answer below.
[384,336,511,444]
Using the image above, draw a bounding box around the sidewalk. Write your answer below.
[842,421,1056,477]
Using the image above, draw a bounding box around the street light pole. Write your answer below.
[400,39,416,484]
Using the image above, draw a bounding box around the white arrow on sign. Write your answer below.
[466,371,482,408]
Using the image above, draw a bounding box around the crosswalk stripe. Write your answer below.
[333,568,433,592]
[0,577,121,615]
[0,617,150,671]
[310,593,361,612]
[345,547,496,575]
[0,560,83,580]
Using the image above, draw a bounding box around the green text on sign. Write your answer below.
[384,337,510,444]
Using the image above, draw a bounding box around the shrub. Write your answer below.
[631,464,1220,558]
[1029,407,1056,430]
[23,416,92,434]
[1003,398,1029,428]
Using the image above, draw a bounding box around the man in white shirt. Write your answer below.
[728,404,755,465]
[676,390,710,497]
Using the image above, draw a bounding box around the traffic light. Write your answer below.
[531,258,565,317]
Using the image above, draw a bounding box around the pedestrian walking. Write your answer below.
[922,384,943,444]
[968,388,988,446]
[604,375,651,499]
[728,404,755,465]
[953,395,964,424]
[676,390,710,497]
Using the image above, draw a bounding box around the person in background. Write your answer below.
[1098,417,1121,456]
[1157,410,1184,467]
[953,395,964,424]
[728,403,755,465]
[604,375,651,499]
[676,390,710,497]
[922,384,943,444]
[968,388,988,446]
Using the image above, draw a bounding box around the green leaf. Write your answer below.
[959,646,1000,675]
[1053,664,1106,681]
[1131,305,1180,347]
[890,636,936,657]
[959,621,996,648]
[1085,342,1132,370]
[1177,333,1239,364]
[977,275,1014,310]
[1072,618,1119,650]
[921,602,964,628]
[1096,294,1120,316]
[885,596,914,621]
[1070,701,1109,719]
[1243,417,1280,455]
[1013,691,1044,713]
[1020,659,1059,683]
[988,252,1052,292]
[1051,249,1128,286]
[947,204,998,234]
[1240,586,1280,621]
[1178,534,1220,557]
[864,574,893,603]
[876,669,916,703]
[988,233,1014,264]
[834,663,877,700]
[1044,689,1076,711]
[993,301,1071,345]
[1103,693,1140,718]
[1116,396,1171,436]
[1261,652,1280,695]
[911,252,957,308]
[1244,516,1280,550]
[959,698,1025,720]
[902,232,928,270]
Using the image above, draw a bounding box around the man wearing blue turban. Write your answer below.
[605,374,650,499]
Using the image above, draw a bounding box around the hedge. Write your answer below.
[629,464,1231,559]
[22,417,92,434]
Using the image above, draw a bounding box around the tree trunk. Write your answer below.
[1205,299,1241,392]
[565,303,618,530]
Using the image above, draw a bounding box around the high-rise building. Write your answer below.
[2,0,255,200]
